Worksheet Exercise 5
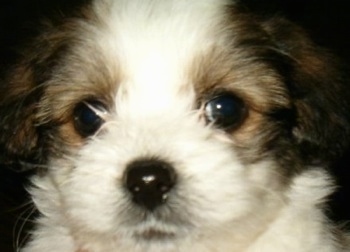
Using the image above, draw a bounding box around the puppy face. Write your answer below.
[1,0,349,250]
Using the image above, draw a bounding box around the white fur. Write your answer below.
[91,0,232,116]
[21,0,348,251]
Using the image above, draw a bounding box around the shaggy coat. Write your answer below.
[0,0,349,251]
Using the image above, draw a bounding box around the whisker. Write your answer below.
[13,203,37,252]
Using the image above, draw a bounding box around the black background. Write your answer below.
[1,1,349,251]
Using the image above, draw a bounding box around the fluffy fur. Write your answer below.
[0,0,349,251]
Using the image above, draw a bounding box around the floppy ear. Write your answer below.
[0,23,70,170]
[0,8,83,170]
[263,18,350,164]
[0,60,49,170]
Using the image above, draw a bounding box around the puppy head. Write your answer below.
[1,0,349,249]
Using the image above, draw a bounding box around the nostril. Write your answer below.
[124,159,177,211]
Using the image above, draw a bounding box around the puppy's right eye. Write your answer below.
[73,101,106,137]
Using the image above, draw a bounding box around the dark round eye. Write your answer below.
[73,101,106,137]
[204,92,246,130]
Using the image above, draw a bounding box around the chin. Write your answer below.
[1,0,349,251]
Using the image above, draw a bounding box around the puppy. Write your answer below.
[0,0,349,251]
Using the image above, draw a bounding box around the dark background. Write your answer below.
[1,1,349,251]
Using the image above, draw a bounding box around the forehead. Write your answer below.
[45,0,233,114]
[90,0,232,89]
[45,0,288,117]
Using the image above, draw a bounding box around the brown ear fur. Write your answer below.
[263,18,350,164]
[0,62,45,169]
[0,21,73,169]
[0,4,93,170]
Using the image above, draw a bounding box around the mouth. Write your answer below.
[135,228,176,240]
[130,216,186,242]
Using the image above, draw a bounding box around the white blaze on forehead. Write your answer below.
[92,0,233,115]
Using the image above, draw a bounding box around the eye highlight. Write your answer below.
[73,100,107,137]
[204,92,246,130]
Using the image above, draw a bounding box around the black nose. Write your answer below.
[124,159,177,211]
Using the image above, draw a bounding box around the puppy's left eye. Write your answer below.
[204,92,246,130]
[73,101,106,137]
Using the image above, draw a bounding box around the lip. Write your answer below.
[135,228,176,240]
